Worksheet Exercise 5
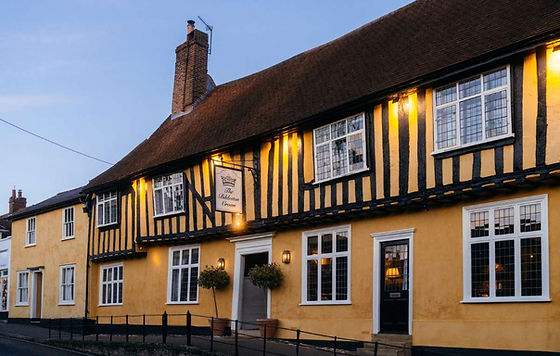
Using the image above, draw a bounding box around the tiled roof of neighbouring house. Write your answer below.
[86,0,560,190]
[8,187,84,221]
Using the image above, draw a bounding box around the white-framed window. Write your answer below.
[97,191,118,227]
[153,173,184,217]
[313,113,367,183]
[99,263,123,306]
[462,195,549,303]
[59,264,75,305]
[16,271,29,306]
[302,226,351,305]
[167,245,200,304]
[26,217,36,246]
[433,66,512,153]
[62,207,75,240]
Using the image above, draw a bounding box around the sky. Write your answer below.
[0,0,412,212]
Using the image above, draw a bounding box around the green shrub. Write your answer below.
[248,263,283,290]
[198,266,229,318]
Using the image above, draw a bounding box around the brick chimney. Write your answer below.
[9,189,27,214]
[171,19,209,115]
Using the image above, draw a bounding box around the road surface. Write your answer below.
[0,335,88,356]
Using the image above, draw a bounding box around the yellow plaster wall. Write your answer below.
[89,186,559,352]
[9,203,88,319]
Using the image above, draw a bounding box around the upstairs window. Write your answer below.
[153,173,184,217]
[463,195,549,302]
[97,191,118,227]
[314,113,367,183]
[434,67,511,152]
[62,207,74,240]
[26,217,36,246]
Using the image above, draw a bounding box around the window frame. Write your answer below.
[62,207,75,240]
[25,217,36,247]
[16,271,29,306]
[462,194,550,303]
[98,262,124,306]
[432,65,513,155]
[301,225,352,305]
[59,264,75,305]
[152,172,185,218]
[96,191,118,228]
[313,113,368,184]
[166,244,200,305]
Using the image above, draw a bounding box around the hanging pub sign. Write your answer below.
[214,165,243,213]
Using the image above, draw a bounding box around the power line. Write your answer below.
[0,117,114,165]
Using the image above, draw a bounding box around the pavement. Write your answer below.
[0,321,360,356]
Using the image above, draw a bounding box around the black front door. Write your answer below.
[380,240,409,334]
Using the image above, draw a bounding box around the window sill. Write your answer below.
[154,210,185,220]
[313,167,369,186]
[461,297,550,304]
[61,236,75,241]
[97,223,119,231]
[24,244,36,248]
[299,301,352,306]
[98,303,123,307]
[432,134,514,159]
[15,303,29,307]
[166,301,199,305]
[58,302,75,306]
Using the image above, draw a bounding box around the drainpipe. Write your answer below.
[83,194,92,319]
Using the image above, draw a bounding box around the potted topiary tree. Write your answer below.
[198,265,230,336]
[247,262,283,338]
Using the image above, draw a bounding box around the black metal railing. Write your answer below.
[45,312,412,356]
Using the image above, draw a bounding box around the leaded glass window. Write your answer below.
[303,227,350,304]
[313,114,366,182]
[434,67,511,151]
[153,173,184,217]
[168,246,199,303]
[463,196,549,302]
[97,191,118,227]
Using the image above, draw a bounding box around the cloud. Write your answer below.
[0,94,69,112]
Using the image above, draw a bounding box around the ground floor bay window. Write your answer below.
[462,195,549,302]
[302,226,351,304]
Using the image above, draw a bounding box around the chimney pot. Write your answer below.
[18,190,22,198]
[11,189,15,199]
[187,20,195,35]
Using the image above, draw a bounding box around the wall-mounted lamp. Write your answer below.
[282,250,291,264]
[233,213,245,231]
[217,258,225,270]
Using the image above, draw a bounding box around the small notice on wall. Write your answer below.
[214,165,243,213]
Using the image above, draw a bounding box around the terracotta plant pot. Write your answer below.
[208,318,228,336]
[256,318,278,338]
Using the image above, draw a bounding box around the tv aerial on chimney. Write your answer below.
[197,16,213,55]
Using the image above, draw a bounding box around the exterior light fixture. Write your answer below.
[217,258,225,270]
[233,213,245,230]
[282,250,291,264]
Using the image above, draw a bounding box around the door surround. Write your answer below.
[371,228,414,335]
[30,269,44,319]
[228,232,274,321]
